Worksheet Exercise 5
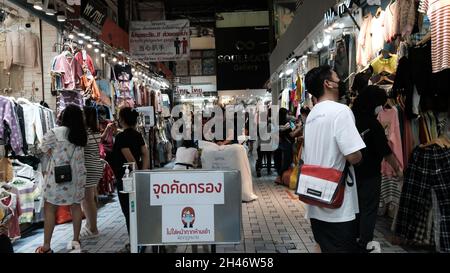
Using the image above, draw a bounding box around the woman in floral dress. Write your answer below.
[35,105,88,253]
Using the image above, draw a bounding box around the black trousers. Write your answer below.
[355,176,381,247]
[310,218,359,253]
[117,178,130,235]
[256,146,272,173]
[0,234,14,253]
[274,142,293,177]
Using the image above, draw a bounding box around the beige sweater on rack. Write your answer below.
[4,30,41,71]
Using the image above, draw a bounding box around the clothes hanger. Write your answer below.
[375,75,394,85]
[380,49,392,59]
[420,136,450,149]
[375,7,383,18]
[416,32,431,47]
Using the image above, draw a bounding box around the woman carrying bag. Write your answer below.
[81,106,104,238]
[35,104,88,253]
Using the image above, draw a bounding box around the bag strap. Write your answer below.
[343,161,354,187]
[295,125,354,187]
[52,130,77,164]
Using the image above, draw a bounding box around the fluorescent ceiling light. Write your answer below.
[285,68,294,75]
[33,1,43,11]
[45,0,56,15]
[57,13,66,22]
[317,42,323,49]
[278,72,284,78]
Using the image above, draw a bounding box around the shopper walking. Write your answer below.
[352,85,403,252]
[112,107,149,252]
[302,65,366,253]
[36,104,88,253]
[81,106,104,239]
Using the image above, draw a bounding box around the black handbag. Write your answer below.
[54,146,76,184]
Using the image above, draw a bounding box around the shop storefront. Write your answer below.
[0,0,173,248]
[270,0,450,253]
[174,84,218,112]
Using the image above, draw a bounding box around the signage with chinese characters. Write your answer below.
[162,205,215,243]
[175,84,216,98]
[130,20,190,62]
[81,0,107,30]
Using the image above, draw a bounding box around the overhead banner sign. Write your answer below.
[175,84,216,97]
[216,27,270,90]
[130,20,190,62]
[81,0,107,30]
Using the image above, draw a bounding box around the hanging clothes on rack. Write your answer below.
[378,107,404,177]
[74,49,96,78]
[396,145,450,252]
[52,50,81,91]
[0,96,23,155]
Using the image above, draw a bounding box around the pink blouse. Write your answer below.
[378,108,404,177]
[53,53,81,90]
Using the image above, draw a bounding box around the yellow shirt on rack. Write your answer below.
[370,54,399,75]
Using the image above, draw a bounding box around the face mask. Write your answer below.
[374,105,383,115]
[328,80,347,98]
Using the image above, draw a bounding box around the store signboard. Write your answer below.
[162,205,215,243]
[81,0,107,30]
[324,0,357,26]
[130,20,190,62]
[175,84,216,97]
[150,172,224,206]
[216,27,270,90]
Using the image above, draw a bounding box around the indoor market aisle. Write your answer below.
[13,174,410,253]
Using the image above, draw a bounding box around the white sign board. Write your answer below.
[162,205,215,243]
[130,20,190,62]
[150,172,225,206]
[135,106,155,129]
[175,84,216,97]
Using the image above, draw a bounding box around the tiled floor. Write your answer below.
[13,168,423,253]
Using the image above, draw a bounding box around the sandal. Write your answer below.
[35,246,53,253]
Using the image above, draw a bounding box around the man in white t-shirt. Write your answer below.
[303,65,366,253]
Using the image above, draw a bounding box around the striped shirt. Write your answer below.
[84,129,103,187]
[419,0,450,73]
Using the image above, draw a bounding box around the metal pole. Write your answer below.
[344,5,360,30]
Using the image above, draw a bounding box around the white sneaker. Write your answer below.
[366,241,382,253]
[67,241,82,253]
